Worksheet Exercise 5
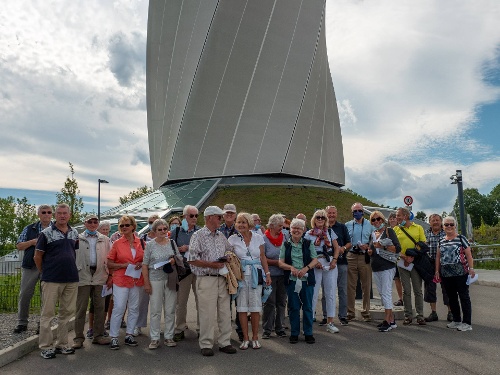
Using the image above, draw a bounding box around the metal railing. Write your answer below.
[471,244,500,264]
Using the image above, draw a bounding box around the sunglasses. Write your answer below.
[353,209,363,213]
[188,214,199,218]
[371,217,383,222]
[41,211,52,215]
[443,223,455,227]
[119,223,132,228]
[86,219,98,224]
[156,227,168,232]
[315,216,326,220]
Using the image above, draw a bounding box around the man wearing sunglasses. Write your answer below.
[187,206,237,356]
[173,205,201,342]
[345,202,374,322]
[73,215,111,349]
[13,204,53,334]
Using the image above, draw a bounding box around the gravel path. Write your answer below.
[0,314,49,351]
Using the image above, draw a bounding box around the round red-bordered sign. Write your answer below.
[404,196,413,206]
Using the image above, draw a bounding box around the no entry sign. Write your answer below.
[404,196,413,206]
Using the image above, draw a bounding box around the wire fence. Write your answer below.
[0,261,41,313]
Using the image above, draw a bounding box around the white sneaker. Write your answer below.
[148,340,160,349]
[457,323,472,331]
[447,321,461,329]
[326,322,339,333]
[132,327,142,337]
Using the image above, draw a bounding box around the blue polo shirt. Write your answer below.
[36,223,79,283]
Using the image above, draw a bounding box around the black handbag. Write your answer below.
[400,228,434,282]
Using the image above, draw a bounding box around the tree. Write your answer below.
[415,211,427,222]
[453,188,498,228]
[119,185,154,205]
[488,183,500,218]
[15,197,37,233]
[0,196,17,250]
[56,162,84,225]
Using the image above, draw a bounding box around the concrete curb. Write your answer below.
[0,317,76,368]
[477,280,500,288]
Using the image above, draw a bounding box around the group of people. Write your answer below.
[13,200,475,359]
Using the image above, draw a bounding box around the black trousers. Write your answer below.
[441,275,471,325]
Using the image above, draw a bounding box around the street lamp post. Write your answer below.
[450,170,467,236]
[98,179,109,221]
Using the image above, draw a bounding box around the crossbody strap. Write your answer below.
[400,227,417,245]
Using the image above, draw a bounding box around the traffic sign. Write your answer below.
[404,196,413,206]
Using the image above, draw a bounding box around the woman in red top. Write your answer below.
[107,215,144,350]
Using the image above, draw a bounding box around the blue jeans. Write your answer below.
[337,264,348,319]
[286,281,314,337]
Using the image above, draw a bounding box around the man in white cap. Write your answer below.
[187,206,237,356]
[219,203,238,238]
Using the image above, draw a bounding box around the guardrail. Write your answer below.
[471,244,500,269]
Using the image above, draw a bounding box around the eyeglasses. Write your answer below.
[315,216,326,220]
[41,211,52,215]
[353,209,363,213]
[119,223,132,228]
[156,227,168,232]
[188,214,199,218]
[371,217,383,222]
[443,223,455,227]
[86,219,98,224]
[212,215,223,220]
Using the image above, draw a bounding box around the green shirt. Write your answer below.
[279,238,317,281]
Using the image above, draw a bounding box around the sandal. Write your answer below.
[252,340,261,349]
[239,340,250,350]
[403,317,412,325]
[394,299,403,306]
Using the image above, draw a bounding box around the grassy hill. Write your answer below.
[192,185,379,225]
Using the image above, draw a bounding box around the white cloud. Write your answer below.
[1,0,500,217]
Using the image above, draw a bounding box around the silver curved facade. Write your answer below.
[146,0,345,188]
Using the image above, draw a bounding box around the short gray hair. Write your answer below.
[37,204,52,214]
[152,219,168,232]
[98,220,111,230]
[397,207,411,219]
[183,205,198,216]
[56,203,70,212]
[267,213,285,229]
[290,218,305,230]
[443,216,457,226]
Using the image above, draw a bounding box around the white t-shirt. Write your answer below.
[228,232,265,275]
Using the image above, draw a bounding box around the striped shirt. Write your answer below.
[187,226,233,276]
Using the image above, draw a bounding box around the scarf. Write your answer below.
[308,227,332,247]
[265,229,284,247]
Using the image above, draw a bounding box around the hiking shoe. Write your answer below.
[457,323,472,331]
[132,327,142,337]
[447,321,461,329]
[262,331,271,339]
[403,317,412,325]
[124,335,138,347]
[173,331,185,342]
[149,340,160,350]
[164,339,177,347]
[276,330,287,338]
[13,325,27,334]
[201,348,214,356]
[378,321,391,332]
[417,318,427,325]
[55,347,75,355]
[305,335,315,344]
[318,318,328,326]
[424,311,439,322]
[40,348,56,359]
[339,318,349,326]
[110,338,119,350]
[86,328,94,339]
[447,312,454,322]
[72,341,84,349]
[326,322,339,333]
[289,335,298,344]
[219,345,237,354]
[363,316,372,322]
[394,299,403,306]
[92,336,111,345]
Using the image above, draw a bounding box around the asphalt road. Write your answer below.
[3,283,499,375]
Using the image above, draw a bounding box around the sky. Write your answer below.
[1,0,500,218]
